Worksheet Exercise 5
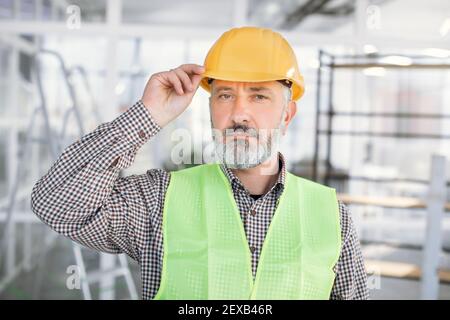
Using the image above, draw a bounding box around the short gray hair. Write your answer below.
[282,85,291,104]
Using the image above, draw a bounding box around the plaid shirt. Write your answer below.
[31,100,369,300]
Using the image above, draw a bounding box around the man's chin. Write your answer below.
[223,161,260,170]
[215,150,269,169]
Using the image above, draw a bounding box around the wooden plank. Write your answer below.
[338,193,450,211]
[365,259,450,283]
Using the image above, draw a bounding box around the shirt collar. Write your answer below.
[219,151,286,197]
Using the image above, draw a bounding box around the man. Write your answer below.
[31,26,368,299]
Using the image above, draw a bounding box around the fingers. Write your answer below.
[166,70,184,95]
[167,64,205,95]
[172,68,193,92]
[179,64,205,75]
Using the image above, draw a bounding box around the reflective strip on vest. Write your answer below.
[153,163,341,300]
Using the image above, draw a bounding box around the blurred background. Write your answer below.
[0,0,449,300]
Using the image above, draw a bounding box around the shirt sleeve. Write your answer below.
[330,201,370,300]
[31,100,163,263]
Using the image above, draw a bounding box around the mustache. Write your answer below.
[223,124,258,138]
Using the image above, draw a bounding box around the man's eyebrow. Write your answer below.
[213,86,233,93]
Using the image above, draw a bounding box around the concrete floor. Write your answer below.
[0,236,142,300]
[1,234,449,300]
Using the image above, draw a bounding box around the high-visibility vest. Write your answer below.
[153,163,341,300]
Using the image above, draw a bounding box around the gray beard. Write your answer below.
[212,127,283,169]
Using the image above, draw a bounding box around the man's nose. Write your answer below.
[230,96,251,124]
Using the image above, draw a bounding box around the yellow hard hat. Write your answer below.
[200,26,305,101]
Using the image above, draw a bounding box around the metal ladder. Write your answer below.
[0,49,138,300]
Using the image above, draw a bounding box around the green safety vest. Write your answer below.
[153,163,341,300]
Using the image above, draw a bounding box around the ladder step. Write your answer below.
[365,259,450,283]
[85,267,130,284]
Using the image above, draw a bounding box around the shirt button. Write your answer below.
[138,130,146,139]
[249,209,256,216]
[250,246,256,253]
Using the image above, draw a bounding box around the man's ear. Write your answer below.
[282,101,297,135]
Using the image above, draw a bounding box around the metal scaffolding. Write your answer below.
[313,50,450,299]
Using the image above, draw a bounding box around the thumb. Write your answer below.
[191,74,204,89]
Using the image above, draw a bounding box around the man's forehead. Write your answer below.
[211,80,280,92]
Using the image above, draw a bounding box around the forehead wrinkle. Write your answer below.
[247,86,273,94]
[212,85,275,94]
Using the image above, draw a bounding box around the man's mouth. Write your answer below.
[228,133,253,138]
[224,134,257,143]
[225,128,258,138]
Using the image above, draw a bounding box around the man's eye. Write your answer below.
[255,95,268,100]
[218,94,232,99]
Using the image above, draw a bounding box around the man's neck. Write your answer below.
[230,152,280,196]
